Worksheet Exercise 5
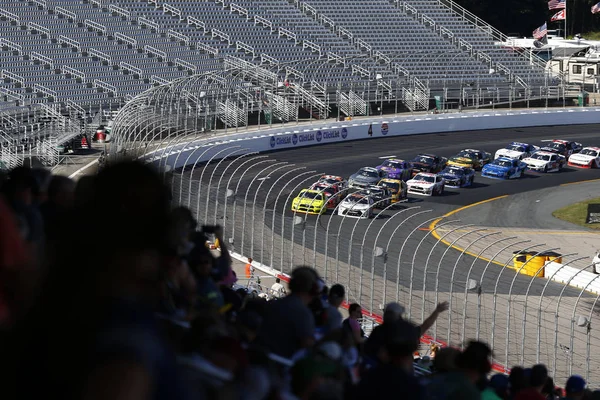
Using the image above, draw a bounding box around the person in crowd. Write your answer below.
[270,277,286,298]
[245,257,254,279]
[364,301,449,366]
[1,167,45,251]
[515,364,549,400]
[509,366,529,399]
[40,175,75,238]
[542,377,559,400]
[2,160,191,400]
[343,303,365,347]
[483,374,510,400]
[427,340,492,400]
[563,375,587,400]
[354,317,425,399]
[0,196,33,333]
[188,233,225,311]
[255,266,319,359]
[325,284,345,332]
[310,280,330,339]
[31,168,52,206]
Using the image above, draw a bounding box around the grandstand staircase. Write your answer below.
[265,90,297,122]
[217,98,247,127]
[337,90,368,117]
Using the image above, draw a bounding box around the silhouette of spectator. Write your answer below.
[3,160,190,400]
[343,303,365,346]
[515,364,548,400]
[354,318,425,400]
[564,375,587,400]
[40,175,75,238]
[427,341,492,400]
[325,284,345,332]
[256,266,319,359]
[365,301,448,364]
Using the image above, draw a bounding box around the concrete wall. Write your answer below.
[147,107,600,170]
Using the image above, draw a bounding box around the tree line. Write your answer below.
[454,0,600,38]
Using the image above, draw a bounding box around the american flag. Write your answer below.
[550,9,566,21]
[592,2,600,14]
[548,0,566,10]
[533,22,548,39]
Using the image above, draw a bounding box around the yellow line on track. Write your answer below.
[560,178,600,187]
[434,228,600,236]
[429,195,509,266]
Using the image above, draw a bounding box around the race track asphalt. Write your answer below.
[185,123,600,298]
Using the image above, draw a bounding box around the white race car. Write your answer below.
[494,142,538,160]
[406,172,445,196]
[337,193,374,219]
[567,147,600,169]
[522,151,566,173]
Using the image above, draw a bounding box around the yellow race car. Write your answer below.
[378,178,408,203]
[291,189,327,215]
[446,149,491,171]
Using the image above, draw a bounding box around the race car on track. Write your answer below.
[522,151,566,173]
[447,149,491,170]
[410,154,447,176]
[348,167,387,189]
[481,157,527,180]
[539,140,582,158]
[375,159,412,181]
[407,173,445,196]
[337,193,374,219]
[378,178,408,203]
[357,185,392,208]
[494,142,538,160]
[291,189,327,215]
[567,147,600,168]
[309,182,342,208]
[318,175,348,191]
[439,166,475,188]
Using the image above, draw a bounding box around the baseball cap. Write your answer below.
[566,375,586,393]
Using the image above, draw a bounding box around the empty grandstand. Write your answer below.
[1,0,558,166]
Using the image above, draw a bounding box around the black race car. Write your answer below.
[410,153,447,176]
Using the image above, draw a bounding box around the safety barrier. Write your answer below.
[135,107,600,169]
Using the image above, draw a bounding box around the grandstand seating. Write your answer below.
[0,0,550,165]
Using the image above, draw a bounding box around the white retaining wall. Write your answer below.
[146,107,600,170]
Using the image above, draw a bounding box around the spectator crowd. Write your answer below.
[0,160,598,400]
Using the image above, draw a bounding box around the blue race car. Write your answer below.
[439,165,475,188]
[481,157,527,180]
[375,159,412,181]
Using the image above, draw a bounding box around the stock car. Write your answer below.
[378,178,409,203]
[318,175,348,191]
[309,182,342,208]
[410,154,447,176]
[337,193,375,219]
[539,140,583,158]
[439,166,475,188]
[494,142,538,160]
[375,159,413,181]
[291,189,327,215]
[348,167,387,189]
[358,185,392,208]
[522,151,566,173]
[447,149,492,170]
[406,173,445,196]
[567,147,600,168]
[481,157,527,180]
